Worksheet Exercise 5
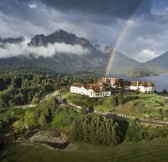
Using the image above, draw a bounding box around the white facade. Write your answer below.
[130,85,138,91]
[70,85,111,98]
[130,81,139,91]
[70,86,89,95]
[129,81,154,93]
[139,86,154,93]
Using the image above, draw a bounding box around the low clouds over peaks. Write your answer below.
[0,0,168,62]
[0,33,91,59]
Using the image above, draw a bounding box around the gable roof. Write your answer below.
[130,81,138,86]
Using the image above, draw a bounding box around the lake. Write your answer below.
[112,74,168,92]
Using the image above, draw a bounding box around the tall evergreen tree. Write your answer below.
[117,91,124,104]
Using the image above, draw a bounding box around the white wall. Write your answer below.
[139,86,154,93]
[70,86,111,98]
[130,86,138,91]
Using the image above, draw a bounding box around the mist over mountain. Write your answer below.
[0,29,155,75]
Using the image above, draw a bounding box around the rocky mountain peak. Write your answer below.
[27,29,96,51]
[28,34,46,46]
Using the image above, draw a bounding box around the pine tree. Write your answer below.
[117,90,124,104]
[83,118,89,142]
[111,125,118,146]
[38,114,46,129]
[111,95,117,108]
[70,120,79,141]
[105,119,112,145]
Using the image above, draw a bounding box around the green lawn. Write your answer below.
[63,92,168,120]
[63,92,116,112]
[125,93,168,110]
[1,138,168,162]
[116,93,168,120]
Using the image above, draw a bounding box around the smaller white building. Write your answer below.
[130,81,155,93]
[70,83,111,98]
[139,82,155,93]
[130,81,139,91]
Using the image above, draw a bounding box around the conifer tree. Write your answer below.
[117,90,124,104]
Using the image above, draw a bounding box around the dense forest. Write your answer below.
[0,66,99,110]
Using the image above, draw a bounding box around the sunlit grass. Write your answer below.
[63,92,168,120]
[52,90,60,97]
[126,93,168,110]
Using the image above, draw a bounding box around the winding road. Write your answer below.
[14,91,168,127]
[56,92,168,127]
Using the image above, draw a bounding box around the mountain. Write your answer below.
[105,51,140,75]
[0,37,24,44]
[111,51,140,68]
[0,30,140,75]
[104,46,113,53]
[28,29,95,51]
[146,51,168,69]
[126,51,168,77]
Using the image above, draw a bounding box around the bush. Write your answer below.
[125,120,168,142]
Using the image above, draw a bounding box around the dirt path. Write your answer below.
[14,104,36,109]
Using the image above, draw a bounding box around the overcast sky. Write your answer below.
[0,0,168,62]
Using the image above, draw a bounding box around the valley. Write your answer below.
[0,67,168,162]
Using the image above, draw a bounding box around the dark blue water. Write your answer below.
[111,74,168,92]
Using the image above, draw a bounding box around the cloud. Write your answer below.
[0,0,168,63]
[134,49,157,62]
[117,17,168,62]
[151,0,168,16]
[28,4,37,9]
[0,39,90,58]
[38,0,152,20]
[0,0,152,26]
[0,10,47,38]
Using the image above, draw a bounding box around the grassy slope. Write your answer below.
[115,93,168,119]
[63,92,116,112]
[63,92,168,120]
[125,93,168,110]
[1,138,168,162]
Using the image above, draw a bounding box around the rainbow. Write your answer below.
[105,2,146,76]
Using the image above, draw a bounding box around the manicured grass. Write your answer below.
[63,92,168,120]
[1,138,168,162]
[115,93,168,120]
[125,93,168,110]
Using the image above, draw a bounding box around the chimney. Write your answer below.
[105,77,107,84]
[137,81,139,89]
